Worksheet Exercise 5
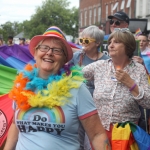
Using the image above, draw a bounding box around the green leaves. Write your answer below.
[0,0,79,42]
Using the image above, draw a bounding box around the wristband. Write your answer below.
[129,83,137,91]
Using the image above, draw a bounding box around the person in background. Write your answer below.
[70,25,109,96]
[69,25,109,150]
[104,11,129,40]
[19,38,26,46]
[0,37,3,46]
[133,33,150,63]
[25,39,30,45]
[148,34,150,48]
[4,26,110,150]
[133,33,150,133]
[7,36,14,46]
[82,28,150,146]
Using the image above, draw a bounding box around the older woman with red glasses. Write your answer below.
[69,25,109,96]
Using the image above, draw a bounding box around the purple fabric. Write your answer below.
[0,44,33,62]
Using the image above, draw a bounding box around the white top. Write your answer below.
[141,47,150,55]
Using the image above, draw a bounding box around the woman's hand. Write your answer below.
[115,69,134,87]
[115,69,139,96]
[132,56,144,64]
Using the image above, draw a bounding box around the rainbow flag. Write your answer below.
[0,65,17,95]
[135,28,142,37]
[141,52,150,74]
[0,94,14,147]
[0,44,35,70]
[112,122,150,150]
[112,123,138,150]
[130,122,150,150]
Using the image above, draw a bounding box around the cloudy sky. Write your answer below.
[0,0,79,24]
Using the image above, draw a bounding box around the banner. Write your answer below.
[101,40,140,56]
[0,65,17,95]
[0,94,14,147]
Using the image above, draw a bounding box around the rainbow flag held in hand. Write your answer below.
[135,28,142,37]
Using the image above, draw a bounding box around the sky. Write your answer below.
[0,0,79,24]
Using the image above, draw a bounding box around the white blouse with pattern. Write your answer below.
[82,59,150,131]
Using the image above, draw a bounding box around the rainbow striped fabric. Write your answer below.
[43,26,66,40]
[112,122,150,150]
[135,28,142,37]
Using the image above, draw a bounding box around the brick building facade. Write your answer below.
[79,0,135,34]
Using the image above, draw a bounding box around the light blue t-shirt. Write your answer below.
[69,51,109,95]
[14,83,97,150]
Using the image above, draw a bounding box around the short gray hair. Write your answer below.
[80,25,104,48]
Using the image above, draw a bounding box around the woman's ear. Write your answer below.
[96,42,101,47]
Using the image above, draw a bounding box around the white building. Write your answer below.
[136,0,150,31]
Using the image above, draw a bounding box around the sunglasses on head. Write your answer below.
[79,38,96,44]
[114,28,130,33]
[109,19,121,26]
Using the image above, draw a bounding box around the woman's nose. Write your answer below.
[46,48,53,55]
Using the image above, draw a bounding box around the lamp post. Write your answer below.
[72,24,76,42]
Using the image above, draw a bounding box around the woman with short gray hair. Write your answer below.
[70,25,109,96]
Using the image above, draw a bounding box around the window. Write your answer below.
[98,7,101,23]
[139,2,143,16]
[126,0,131,8]
[113,2,118,11]
[120,0,125,10]
[80,12,83,27]
[148,0,150,15]
[84,11,87,26]
[89,9,92,25]
[94,8,96,24]
[117,2,119,11]
[106,5,108,20]
[129,6,131,18]
[111,3,113,15]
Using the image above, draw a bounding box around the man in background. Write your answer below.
[0,37,4,46]
[104,11,129,40]
[132,33,150,133]
[19,38,26,46]
[7,36,14,46]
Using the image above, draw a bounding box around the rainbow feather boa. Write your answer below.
[9,63,85,110]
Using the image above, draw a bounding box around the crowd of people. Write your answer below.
[0,36,30,46]
[2,11,150,150]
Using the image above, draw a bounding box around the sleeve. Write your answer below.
[82,62,96,80]
[68,51,81,65]
[133,66,150,108]
[76,83,97,120]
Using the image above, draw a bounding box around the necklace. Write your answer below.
[9,64,85,110]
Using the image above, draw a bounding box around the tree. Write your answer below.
[0,0,79,42]
[0,21,24,42]
[24,0,79,40]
